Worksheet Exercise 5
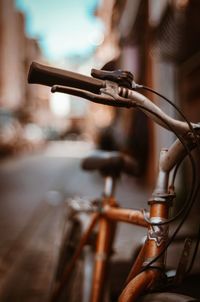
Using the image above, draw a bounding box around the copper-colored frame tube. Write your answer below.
[125,243,146,285]
[119,269,160,302]
[90,205,149,301]
[52,202,148,302]
[52,193,170,302]
[119,202,170,302]
[90,215,116,302]
[103,206,148,227]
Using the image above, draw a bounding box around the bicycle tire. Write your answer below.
[54,216,83,302]
[53,211,95,302]
[137,292,199,302]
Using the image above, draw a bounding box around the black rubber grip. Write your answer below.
[28,62,104,93]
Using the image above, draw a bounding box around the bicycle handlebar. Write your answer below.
[28,62,105,93]
[27,62,200,172]
[28,62,199,138]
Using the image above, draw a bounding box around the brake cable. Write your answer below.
[136,85,200,272]
[137,104,197,224]
[137,85,200,150]
[96,81,197,226]
[132,105,197,272]
[52,72,199,272]
[99,87,197,269]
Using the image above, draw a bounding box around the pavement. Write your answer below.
[0,140,149,301]
[0,140,199,301]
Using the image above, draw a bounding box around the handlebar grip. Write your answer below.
[28,62,105,93]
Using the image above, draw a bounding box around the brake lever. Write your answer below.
[51,82,135,108]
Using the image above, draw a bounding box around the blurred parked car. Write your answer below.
[0,109,21,156]
[42,126,61,141]
[22,123,46,152]
[0,110,46,157]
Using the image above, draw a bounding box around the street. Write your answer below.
[0,141,148,301]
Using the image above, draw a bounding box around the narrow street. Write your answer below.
[0,141,148,301]
[0,1,200,301]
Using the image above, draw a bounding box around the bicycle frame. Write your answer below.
[51,148,177,302]
[28,62,200,301]
[51,193,147,301]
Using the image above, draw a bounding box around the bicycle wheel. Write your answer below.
[138,292,199,302]
[53,214,94,302]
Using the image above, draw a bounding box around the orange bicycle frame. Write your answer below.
[52,149,176,302]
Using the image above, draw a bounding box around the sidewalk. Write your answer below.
[0,140,149,301]
[1,140,199,300]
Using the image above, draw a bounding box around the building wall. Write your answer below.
[119,0,200,217]
[94,0,200,186]
[0,0,53,129]
[0,1,2,95]
[0,0,25,109]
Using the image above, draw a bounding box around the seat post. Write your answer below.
[103,176,116,198]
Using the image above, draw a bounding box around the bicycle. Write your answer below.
[28,62,200,302]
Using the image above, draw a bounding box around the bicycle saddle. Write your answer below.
[81,150,140,177]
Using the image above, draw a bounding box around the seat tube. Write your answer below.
[104,176,116,199]
[90,176,117,302]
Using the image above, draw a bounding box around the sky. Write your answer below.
[15,0,103,61]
